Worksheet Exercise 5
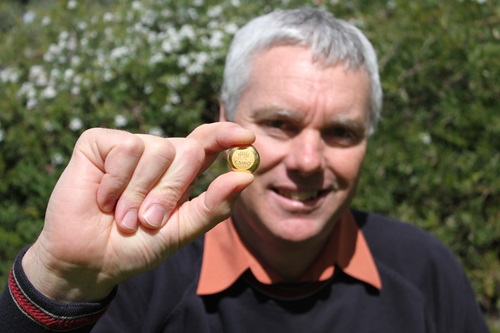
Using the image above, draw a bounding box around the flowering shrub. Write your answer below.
[0,0,498,325]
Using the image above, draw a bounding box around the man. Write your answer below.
[0,7,489,332]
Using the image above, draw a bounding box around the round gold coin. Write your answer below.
[227,146,260,173]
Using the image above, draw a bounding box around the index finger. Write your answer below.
[187,122,255,171]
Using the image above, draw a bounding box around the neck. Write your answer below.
[232,218,334,282]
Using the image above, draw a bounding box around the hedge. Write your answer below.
[0,0,498,326]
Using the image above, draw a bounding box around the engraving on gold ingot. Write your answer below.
[227,146,260,173]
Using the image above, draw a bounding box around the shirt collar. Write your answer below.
[197,210,382,295]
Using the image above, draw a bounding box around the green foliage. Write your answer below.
[352,0,500,319]
[0,0,498,324]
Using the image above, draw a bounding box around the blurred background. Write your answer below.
[0,0,498,329]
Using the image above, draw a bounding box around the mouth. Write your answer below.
[274,188,329,202]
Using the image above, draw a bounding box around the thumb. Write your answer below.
[176,172,254,242]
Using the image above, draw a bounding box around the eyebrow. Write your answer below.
[250,107,305,124]
[328,115,369,136]
[250,106,369,137]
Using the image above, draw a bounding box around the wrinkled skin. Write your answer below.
[222,46,371,279]
[23,123,255,302]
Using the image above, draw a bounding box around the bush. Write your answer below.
[0,0,498,326]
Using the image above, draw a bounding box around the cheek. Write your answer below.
[251,136,285,174]
[327,146,366,181]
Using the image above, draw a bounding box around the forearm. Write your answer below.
[0,247,114,332]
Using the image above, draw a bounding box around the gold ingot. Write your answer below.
[227,146,260,173]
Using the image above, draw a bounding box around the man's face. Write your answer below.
[225,46,371,248]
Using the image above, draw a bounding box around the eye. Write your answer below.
[324,126,364,147]
[264,119,286,129]
[260,119,299,138]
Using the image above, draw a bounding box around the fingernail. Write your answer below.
[122,209,138,231]
[143,205,166,228]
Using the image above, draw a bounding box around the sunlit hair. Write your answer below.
[221,7,382,135]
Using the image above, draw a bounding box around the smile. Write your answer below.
[276,189,327,202]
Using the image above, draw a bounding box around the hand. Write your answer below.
[22,123,255,302]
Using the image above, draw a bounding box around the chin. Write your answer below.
[268,218,328,244]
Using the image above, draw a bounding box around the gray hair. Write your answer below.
[221,7,382,135]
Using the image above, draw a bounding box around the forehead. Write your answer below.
[237,46,371,125]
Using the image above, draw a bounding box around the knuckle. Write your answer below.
[189,123,211,136]
[154,190,179,212]
[119,134,145,158]
[179,138,205,162]
[147,139,176,165]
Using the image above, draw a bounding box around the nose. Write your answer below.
[285,130,325,176]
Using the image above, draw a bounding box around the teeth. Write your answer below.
[278,190,319,201]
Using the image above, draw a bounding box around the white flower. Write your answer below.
[52,153,64,166]
[104,27,113,38]
[162,104,172,113]
[58,55,67,64]
[224,22,239,35]
[71,86,81,95]
[141,10,157,27]
[0,67,20,83]
[179,25,195,41]
[132,1,143,11]
[147,31,158,44]
[43,52,54,63]
[209,30,224,48]
[419,132,432,145]
[114,115,128,127]
[29,65,48,86]
[23,11,36,24]
[40,86,57,99]
[73,75,82,85]
[67,0,77,10]
[149,53,165,65]
[80,37,89,47]
[144,85,154,94]
[162,37,180,53]
[17,82,36,99]
[186,52,210,74]
[69,118,83,131]
[71,55,81,66]
[110,46,129,59]
[66,36,78,52]
[178,54,190,68]
[64,69,74,82]
[387,1,396,9]
[160,9,172,18]
[187,8,199,20]
[207,5,223,18]
[179,74,189,85]
[103,70,113,81]
[170,92,180,104]
[59,30,70,41]
[148,127,164,137]
[103,12,114,22]
[50,68,61,81]
[44,121,54,132]
[77,21,88,31]
[41,16,51,26]
[26,98,38,110]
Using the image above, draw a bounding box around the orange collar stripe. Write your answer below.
[197,210,381,295]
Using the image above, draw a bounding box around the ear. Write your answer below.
[219,103,228,122]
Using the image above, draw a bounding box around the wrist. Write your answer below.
[22,244,115,302]
[8,247,115,331]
